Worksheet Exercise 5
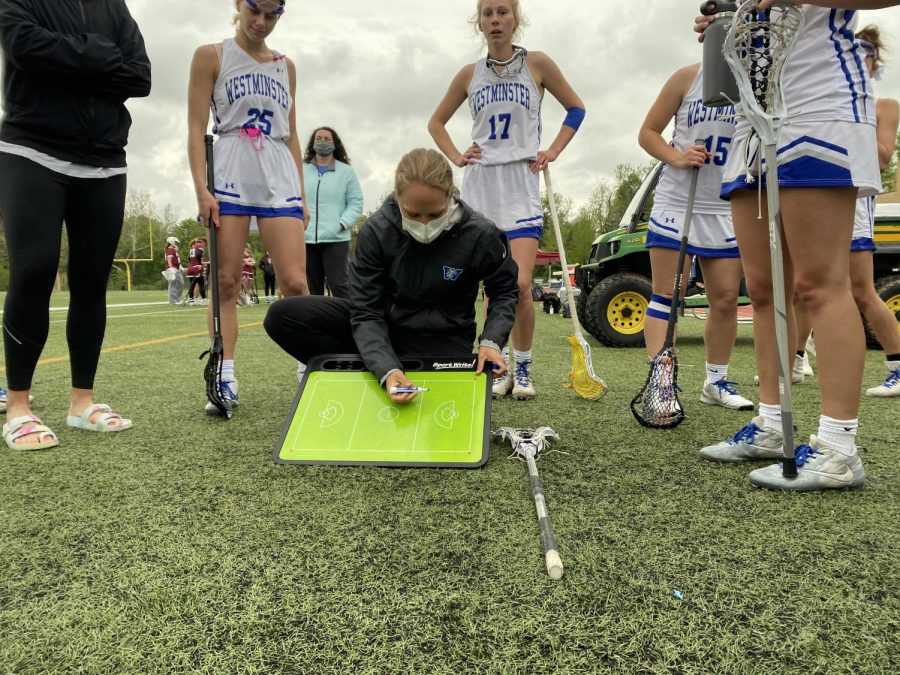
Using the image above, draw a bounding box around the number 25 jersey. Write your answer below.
[211,38,292,141]
[467,56,542,166]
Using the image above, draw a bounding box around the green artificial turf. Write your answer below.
[0,292,897,673]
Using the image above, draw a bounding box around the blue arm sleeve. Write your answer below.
[562,107,586,131]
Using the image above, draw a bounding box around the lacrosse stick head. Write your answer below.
[630,348,685,429]
[485,45,528,77]
[493,427,558,459]
[724,2,805,145]
[201,338,233,419]
[566,335,609,401]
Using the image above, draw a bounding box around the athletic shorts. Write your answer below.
[720,120,881,200]
[851,195,877,252]
[213,135,304,220]
[646,207,739,258]
[461,161,543,240]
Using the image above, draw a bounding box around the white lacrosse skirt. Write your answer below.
[213,134,304,220]
[720,120,881,200]
[851,195,877,252]
[646,208,739,258]
[461,160,543,240]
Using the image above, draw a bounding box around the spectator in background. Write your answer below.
[239,246,255,306]
[186,237,207,305]
[0,0,149,449]
[303,126,363,299]
[259,250,276,301]
[164,236,184,305]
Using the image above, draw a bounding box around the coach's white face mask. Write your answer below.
[401,199,461,244]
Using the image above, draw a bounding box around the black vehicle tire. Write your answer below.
[584,272,652,347]
[576,288,600,336]
[865,274,900,349]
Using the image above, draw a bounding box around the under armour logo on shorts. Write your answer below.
[443,266,463,281]
[225,182,235,189]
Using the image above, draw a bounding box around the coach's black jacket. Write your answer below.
[0,0,151,167]
[350,195,519,383]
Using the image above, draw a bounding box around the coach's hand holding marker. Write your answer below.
[385,372,420,404]
[476,344,507,379]
[389,386,429,395]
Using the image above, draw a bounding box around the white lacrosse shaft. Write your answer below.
[543,166,582,337]
[522,447,564,580]
[762,142,796,464]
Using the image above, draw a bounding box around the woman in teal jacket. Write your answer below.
[302,126,364,298]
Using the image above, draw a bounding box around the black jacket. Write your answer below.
[0,0,151,167]
[350,195,519,382]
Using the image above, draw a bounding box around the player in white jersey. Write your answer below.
[188,0,309,415]
[639,62,753,412]
[795,26,900,396]
[696,1,900,491]
[428,0,586,401]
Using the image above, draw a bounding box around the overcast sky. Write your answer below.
[12,2,900,220]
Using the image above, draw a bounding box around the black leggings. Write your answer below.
[0,154,126,391]
[306,242,350,299]
[188,274,206,299]
[264,273,276,297]
[264,296,471,364]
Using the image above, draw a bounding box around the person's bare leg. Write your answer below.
[644,247,691,358]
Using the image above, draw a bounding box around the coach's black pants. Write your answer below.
[264,296,471,365]
[263,273,276,297]
[0,154,126,391]
[305,241,350,299]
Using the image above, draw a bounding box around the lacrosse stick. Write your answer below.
[493,427,564,580]
[198,134,233,419]
[631,144,703,429]
[725,2,804,476]
[543,167,608,400]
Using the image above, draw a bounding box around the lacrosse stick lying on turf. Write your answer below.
[493,426,564,580]
[198,134,233,419]
[543,167,608,400]
[630,144,703,429]
[724,1,804,476]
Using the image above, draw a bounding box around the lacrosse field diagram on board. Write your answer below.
[276,366,491,467]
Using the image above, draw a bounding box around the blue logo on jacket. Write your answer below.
[443,266,463,281]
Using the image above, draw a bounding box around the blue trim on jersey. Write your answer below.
[649,217,678,235]
[506,225,543,241]
[777,135,848,157]
[829,9,860,123]
[841,11,870,119]
[215,189,241,198]
[725,237,736,243]
[646,229,740,259]
[286,196,302,203]
[515,214,544,224]
[721,155,854,200]
[219,203,304,219]
[851,237,876,252]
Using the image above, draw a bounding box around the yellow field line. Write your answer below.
[0,321,264,372]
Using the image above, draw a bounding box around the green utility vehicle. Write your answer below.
[575,163,900,348]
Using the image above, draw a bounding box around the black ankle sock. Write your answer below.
[796,350,805,358]
[886,353,900,363]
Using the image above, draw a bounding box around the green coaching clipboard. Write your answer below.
[275,355,492,468]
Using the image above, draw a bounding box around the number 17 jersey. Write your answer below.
[467,56,542,166]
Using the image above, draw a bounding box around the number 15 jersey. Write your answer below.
[467,56,542,166]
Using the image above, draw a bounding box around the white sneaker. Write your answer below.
[795,353,813,378]
[748,435,866,491]
[700,378,754,411]
[754,369,803,386]
[865,362,900,397]
[205,378,239,415]
[699,417,784,462]
[492,370,513,398]
[511,360,536,400]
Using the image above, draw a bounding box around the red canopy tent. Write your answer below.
[534,249,560,266]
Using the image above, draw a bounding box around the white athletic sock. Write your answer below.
[817,415,858,457]
[886,360,900,372]
[758,402,783,433]
[705,362,729,386]
[514,349,533,364]
[501,347,510,364]
[222,359,235,381]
